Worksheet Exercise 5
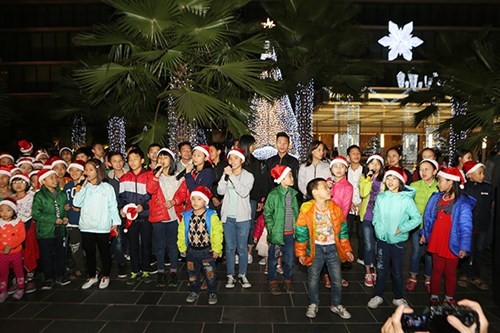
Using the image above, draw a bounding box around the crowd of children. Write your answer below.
[0,135,496,322]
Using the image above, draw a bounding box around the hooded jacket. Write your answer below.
[263,184,299,245]
[146,173,183,223]
[328,176,353,218]
[32,185,68,239]
[372,186,422,244]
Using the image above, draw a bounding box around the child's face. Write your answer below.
[228,154,243,169]
[68,167,84,182]
[348,148,361,164]
[11,179,28,193]
[437,176,453,192]
[312,181,331,201]
[0,205,14,220]
[367,159,382,174]
[179,145,192,161]
[468,166,485,183]
[385,175,401,193]
[0,175,9,188]
[93,144,105,158]
[0,157,13,166]
[386,150,401,167]
[191,196,206,211]
[19,163,33,174]
[192,150,207,167]
[276,137,289,154]
[280,172,294,187]
[60,150,73,163]
[84,163,98,183]
[148,146,160,162]
[459,152,473,167]
[127,153,144,171]
[38,155,49,164]
[312,144,324,161]
[157,154,171,168]
[30,175,38,189]
[75,153,89,162]
[419,161,437,182]
[209,146,221,162]
[422,150,436,160]
[52,164,67,178]
[331,163,347,179]
[110,155,124,171]
[43,174,59,190]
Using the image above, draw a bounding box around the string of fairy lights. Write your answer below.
[107,116,126,156]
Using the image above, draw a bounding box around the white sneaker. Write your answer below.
[356,258,365,266]
[225,275,236,289]
[368,296,384,309]
[330,305,351,319]
[392,298,409,307]
[81,277,99,290]
[259,258,266,266]
[238,274,252,288]
[99,277,110,289]
[305,303,318,318]
[235,255,239,265]
[247,253,253,264]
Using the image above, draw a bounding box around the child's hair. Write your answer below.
[157,150,176,175]
[238,135,256,166]
[107,151,124,162]
[92,142,103,149]
[386,146,403,164]
[73,147,93,161]
[177,141,192,152]
[148,143,161,151]
[127,148,144,159]
[445,181,463,199]
[276,132,289,141]
[364,159,385,182]
[420,147,436,159]
[306,178,326,201]
[86,159,107,185]
[346,144,361,155]
[305,140,325,166]
[451,149,472,167]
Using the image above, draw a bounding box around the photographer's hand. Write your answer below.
[381,304,417,333]
[447,299,488,333]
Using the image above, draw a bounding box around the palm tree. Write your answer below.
[72,0,278,150]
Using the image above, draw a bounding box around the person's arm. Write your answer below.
[263,192,275,238]
[72,184,88,208]
[173,181,188,207]
[457,198,474,257]
[294,211,309,260]
[298,164,307,197]
[359,175,373,199]
[177,216,187,254]
[107,185,121,227]
[335,205,353,261]
[398,199,422,234]
[210,213,224,256]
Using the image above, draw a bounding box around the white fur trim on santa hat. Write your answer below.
[10,174,29,184]
[227,149,246,163]
[59,147,73,155]
[16,160,34,168]
[51,160,67,168]
[35,152,49,161]
[158,148,176,161]
[38,170,56,183]
[420,159,439,170]
[465,163,485,176]
[367,154,385,166]
[68,162,84,171]
[274,166,291,184]
[193,146,210,158]
[29,170,39,178]
[329,156,349,168]
[190,190,210,205]
[122,203,139,220]
[0,169,11,177]
[0,200,17,213]
[0,154,14,162]
[384,169,406,184]
[437,170,461,183]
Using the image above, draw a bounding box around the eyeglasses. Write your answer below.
[12,180,28,184]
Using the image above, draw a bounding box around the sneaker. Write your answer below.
[185,291,200,303]
[0,292,7,303]
[248,253,253,264]
[41,280,54,290]
[305,303,318,318]
[276,265,284,275]
[424,279,431,293]
[149,262,158,275]
[284,280,295,294]
[238,274,252,288]
[25,281,37,294]
[168,272,178,287]
[124,254,131,261]
[235,255,239,265]
[444,297,457,306]
[406,277,417,292]
[208,292,218,305]
[225,275,236,289]
[141,271,153,284]
[457,275,470,287]
[356,258,365,266]
[368,296,384,309]
[430,296,441,305]
[99,277,110,289]
[165,261,171,267]
[269,281,281,295]
[259,258,266,266]
[392,298,409,307]
[56,275,71,286]
[364,273,374,287]
[8,278,17,294]
[264,265,268,275]
[341,279,349,287]
[12,289,24,300]
[118,264,127,279]
[157,272,166,287]
[330,305,351,319]
[470,278,489,291]
[323,274,331,288]
[81,276,99,290]
[126,272,141,285]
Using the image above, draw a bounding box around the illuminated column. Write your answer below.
[403,133,418,168]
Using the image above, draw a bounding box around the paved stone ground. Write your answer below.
[0,239,498,333]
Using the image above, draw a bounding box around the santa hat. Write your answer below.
[0,198,17,213]
[33,161,44,170]
[49,156,67,169]
[59,147,73,156]
[10,173,30,185]
[29,170,39,178]
[0,165,12,177]
[37,168,56,185]
[18,140,33,154]
[271,165,292,184]
[463,161,485,176]
[10,167,21,175]
[227,148,246,163]
[0,152,15,163]
[193,145,212,163]
[383,166,407,184]
[367,154,385,166]
[437,167,466,189]
[68,160,85,172]
[122,203,138,233]
[34,150,49,161]
[158,148,176,161]
[329,155,349,168]
[420,158,439,170]
[16,157,34,168]
[190,186,212,205]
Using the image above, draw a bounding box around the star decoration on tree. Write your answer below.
[378,21,423,61]
[261,18,276,29]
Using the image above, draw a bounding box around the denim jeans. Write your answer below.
[127,218,152,273]
[152,221,179,272]
[361,220,376,266]
[223,218,250,276]
[186,247,217,293]
[268,234,294,281]
[307,244,343,306]
[408,227,432,277]
[375,240,405,299]
[110,225,126,266]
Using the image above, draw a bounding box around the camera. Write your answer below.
[401,304,479,332]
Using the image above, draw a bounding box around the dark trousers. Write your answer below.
[459,231,488,279]
[110,225,126,267]
[127,218,152,273]
[152,221,179,272]
[186,247,217,293]
[348,214,364,260]
[67,227,85,273]
[38,236,66,281]
[374,240,405,299]
[81,232,111,277]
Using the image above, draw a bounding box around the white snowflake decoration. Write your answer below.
[378,21,423,61]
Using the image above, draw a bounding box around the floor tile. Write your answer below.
[202,323,234,333]
[159,292,197,306]
[35,303,107,320]
[222,306,285,323]
[0,318,51,331]
[84,290,143,304]
[345,323,384,333]
[97,304,145,321]
[100,321,149,333]
[145,322,203,333]
[260,293,293,306]
[0,302,28,317]
[138,305,178,321]
[42,320,106,332]
[174,306,223,322]
[43,290,92,303]
[235,323,273,333]
[137,292,163,305]
[284,307,312,323]
[10,302,49,318]
[274,323,349,333]
[198,292,259,306]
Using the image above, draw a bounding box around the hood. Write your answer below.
[384,185,416,199]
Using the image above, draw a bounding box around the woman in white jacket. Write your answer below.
[298,140,331,198]
[74,159,121,290]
